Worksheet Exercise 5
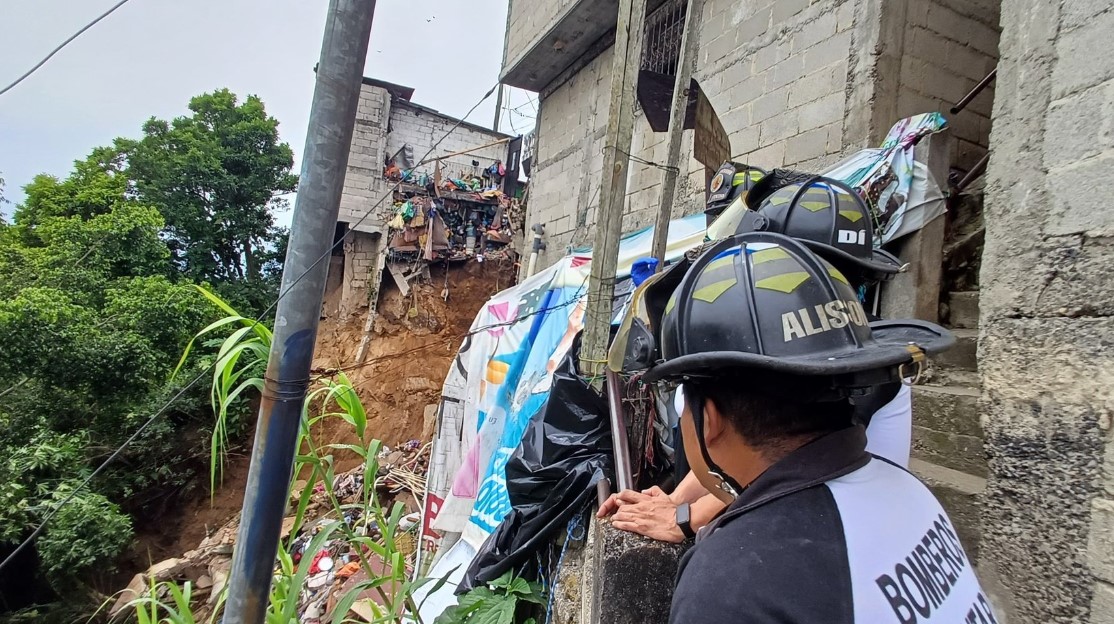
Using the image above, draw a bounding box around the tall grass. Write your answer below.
[172,285,271,493]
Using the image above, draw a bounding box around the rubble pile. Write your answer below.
[385,163,523,265]
[110,441,432,623]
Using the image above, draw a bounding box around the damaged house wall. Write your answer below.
[335,80,511,317]
[978,0,1114,621]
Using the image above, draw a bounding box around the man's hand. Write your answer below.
[596,486,670,518]
[606,487,685,543]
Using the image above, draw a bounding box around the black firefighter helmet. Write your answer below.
[642,232,952,386]
[741,176,904,287]
[705,162,766,223]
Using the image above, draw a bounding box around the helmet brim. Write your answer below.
[870,319,956,355]
[798,239,904,281]
[642,319,953,383]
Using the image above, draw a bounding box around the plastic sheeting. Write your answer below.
[458,348,612,592]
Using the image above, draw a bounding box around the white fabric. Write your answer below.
[826,459,992,623]
[865,384,913,468]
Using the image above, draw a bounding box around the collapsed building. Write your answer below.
[329,78,526,320]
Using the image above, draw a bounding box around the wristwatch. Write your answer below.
[676,503,696,540]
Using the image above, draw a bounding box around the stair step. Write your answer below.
[932,328,978,373]
[912,384,986,478]
[944,291,980,329]
[910,458,985,559]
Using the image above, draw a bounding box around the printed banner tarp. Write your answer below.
[419,214,706,565]
[822,112,948,244]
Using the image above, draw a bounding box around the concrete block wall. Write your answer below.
[504,0,581,69]
[896,0,1000,172]
[339,84,392,234]
[524,0,875,273]
[978,0,1114,621]
[385,102,509,183]
[340,229,381,317]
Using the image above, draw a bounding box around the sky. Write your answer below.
[0,0,537,222]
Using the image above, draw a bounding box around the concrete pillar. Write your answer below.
[880,132,951,322]
[979,0,1114,621]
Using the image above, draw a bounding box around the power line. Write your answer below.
[0,0,135,98]
[0,82,500,575]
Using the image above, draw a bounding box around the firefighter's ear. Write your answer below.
[701,397,728,445]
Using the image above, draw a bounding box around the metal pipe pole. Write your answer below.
[605,370,635,491]
[579,0,647,389]
[649,0,704,266]
[222,0,375,621]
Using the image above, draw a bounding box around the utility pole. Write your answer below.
[650,0,704,265]
[578,0,647,388]
[222,0,375,621]
[493,83,505,132]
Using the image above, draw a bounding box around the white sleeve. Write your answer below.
[864,384,912,468]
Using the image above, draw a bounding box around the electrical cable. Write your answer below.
[0,0,135,98]
[0,82,500,575]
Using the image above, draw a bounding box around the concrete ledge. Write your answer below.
[933,328,978,372]
[912,383,983,438]
[913,425,987,478]
[593,521,690,624]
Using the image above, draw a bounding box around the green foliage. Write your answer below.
[433,572,544,624]
[124,88,297,304]
[35,485,132,581]
[0,88,296,616]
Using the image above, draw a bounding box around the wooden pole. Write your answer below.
[493,83,504,132]
[650,0,704,266]
[579,0,647,389]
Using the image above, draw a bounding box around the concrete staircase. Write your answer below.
[911,289,986,558]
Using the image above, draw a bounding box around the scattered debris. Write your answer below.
[109,441,433,623]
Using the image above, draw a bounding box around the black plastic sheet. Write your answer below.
[459,349,613,592]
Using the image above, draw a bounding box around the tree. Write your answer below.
[124,89,297,294]
[0,165,215,603]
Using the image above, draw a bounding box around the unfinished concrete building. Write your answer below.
[501,0,1114,622]
[329,78,514,318]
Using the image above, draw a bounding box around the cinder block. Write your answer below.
[788,65,837,108]
[771,0,809,23]
[836,1,855,32]
[744,139,787,168]
[1045,83,1113,169]
[792,10,837,53]
[801,31,852,74]
[758,110,800,146]
[912,425,986,477]
[765,55,806,91]
[798,91,844,130]
[785,126,828,164]
[736,5,772,44]
[751,86,789,123]
[1062,0,1114,30]
[752,42,778,74]
[1048,152,1114,236]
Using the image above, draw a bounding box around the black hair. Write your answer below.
[686,372,854,461]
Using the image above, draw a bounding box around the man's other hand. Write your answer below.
[608,488,685,543]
